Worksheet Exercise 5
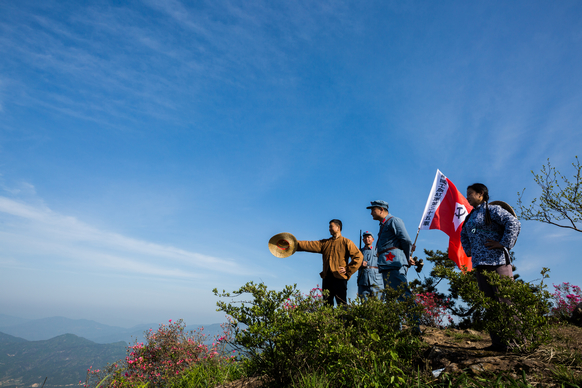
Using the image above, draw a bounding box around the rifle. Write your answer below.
[359,229,362,250]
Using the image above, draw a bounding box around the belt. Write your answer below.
[378,247,398,255]
[365,266,378,269]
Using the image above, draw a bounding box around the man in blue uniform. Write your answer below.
[357,231,383,300]
[367,200,414,299]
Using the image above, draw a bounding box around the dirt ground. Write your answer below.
[422,324,582,386]
[424,325,582,387]
[217,324,582,387]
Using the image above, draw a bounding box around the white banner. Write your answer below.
[418,169,449,230]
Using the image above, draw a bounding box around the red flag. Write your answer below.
[418,170,473,271]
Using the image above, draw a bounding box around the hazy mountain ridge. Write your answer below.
[0,332,126,388]
[0,314,226,345]
[0,315,227,387]
[0,332,27,344]
[0,315,31,329]
[0,315,154,344]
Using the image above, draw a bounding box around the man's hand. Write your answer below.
[338,267,346,274]
[362,261,368,267]
[408,257,416,266]
[485,239,504,250]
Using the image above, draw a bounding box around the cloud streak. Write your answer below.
[0,0,361,129]
[0,195,254,281]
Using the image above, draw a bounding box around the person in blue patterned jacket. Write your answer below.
[461,183,521,351]
[357,231,383,300]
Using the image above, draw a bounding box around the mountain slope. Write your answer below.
[0,333,126,388]
[0,316,132,342]
[0,332,27,344]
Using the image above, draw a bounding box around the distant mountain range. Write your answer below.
[0,314,228,388]
[0,331,126,388]
[0,315,30,328]
[0,314,226,345]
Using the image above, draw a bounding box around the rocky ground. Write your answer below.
[423,324,582,386]
[218,324,582,387]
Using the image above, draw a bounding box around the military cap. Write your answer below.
[366,200,389,210]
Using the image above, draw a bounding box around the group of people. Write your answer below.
[294,184,521,351]
[296,199,416,306]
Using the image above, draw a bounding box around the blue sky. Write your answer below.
[0,0,580,328]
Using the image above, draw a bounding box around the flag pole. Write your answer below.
[411,227,420,254]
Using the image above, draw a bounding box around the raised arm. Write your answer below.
[297,240,324,253]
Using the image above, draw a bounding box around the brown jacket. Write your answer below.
[297,236,363,280]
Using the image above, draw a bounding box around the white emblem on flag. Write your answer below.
[452,202,468,231]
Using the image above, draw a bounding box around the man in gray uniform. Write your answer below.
[357,231,383,300]
[367,200,414,299]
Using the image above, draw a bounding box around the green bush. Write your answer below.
[82,319,237,388]
[433,266,552,352]
[170,361,244,388]
[214,282,426,387]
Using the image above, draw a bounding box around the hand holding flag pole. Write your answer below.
[409,229,423,273]
[411,228,420,254]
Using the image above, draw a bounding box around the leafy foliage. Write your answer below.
[517,156,582,232]
[214,282,426,387]
[77,273,576,388]
[551,282,582,322]
[82,319,235,388]
[433,266,552,352]
[410,249,467,319]
[411,249,524,329]
[415,292,452,328]
[169,361,243,388]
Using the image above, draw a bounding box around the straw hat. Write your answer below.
[489,201,517,218]
[268,232,298,258]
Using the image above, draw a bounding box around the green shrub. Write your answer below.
[82,319,236,388]
[214,282,426,387]
[169,361,243,388]
[433,266,552,352]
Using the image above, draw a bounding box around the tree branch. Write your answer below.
[516,156,581,232]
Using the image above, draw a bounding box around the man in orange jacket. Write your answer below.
[297,219,363,306]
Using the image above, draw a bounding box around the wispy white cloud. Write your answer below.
[1,0,362,129]
[141,0,209,36]
[0,194,255,281]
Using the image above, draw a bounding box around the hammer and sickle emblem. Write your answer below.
[455,206,466,219]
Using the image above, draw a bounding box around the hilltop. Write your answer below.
[422,324,582,385]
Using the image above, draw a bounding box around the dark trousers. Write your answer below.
[475,264,514,347]
[322,273,348,306]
